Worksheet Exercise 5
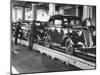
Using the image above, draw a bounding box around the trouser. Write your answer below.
[28,34,37,49]
[15,32,23,44]
[15,34,18,45]
[28,35,34,49]
[19,32,23,39]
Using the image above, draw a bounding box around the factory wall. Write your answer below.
[12,5,96,26]
[12,7,23,22]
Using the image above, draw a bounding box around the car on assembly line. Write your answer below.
[43,15,96,55]
[21,20,47,43]
[32,20,47,44]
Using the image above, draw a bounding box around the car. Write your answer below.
[19,20,47,43]
[33,21,47,44]
[43,15,96,55]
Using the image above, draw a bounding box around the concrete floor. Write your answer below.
[11,44,80,74]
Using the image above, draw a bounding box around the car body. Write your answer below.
[21,20,47,43]
[33,21,47,44]
[43,15,96,55]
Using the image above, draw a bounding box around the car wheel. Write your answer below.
[65,37,74,55]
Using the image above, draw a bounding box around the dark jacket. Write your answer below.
[14,22,22,36]
[29,22,38,39]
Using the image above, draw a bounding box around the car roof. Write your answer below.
[49,15,82,21]
[32,20,46,23]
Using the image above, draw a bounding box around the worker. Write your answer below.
[28,20,38,50]
[14,19,22,45]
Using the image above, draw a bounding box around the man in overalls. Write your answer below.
[28,20,37,50]
[14,19,22,45]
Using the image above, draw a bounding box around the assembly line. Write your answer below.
[11,0,96,74]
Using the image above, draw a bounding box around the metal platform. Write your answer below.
[12,38,96,70]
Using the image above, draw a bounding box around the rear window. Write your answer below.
[70,20,81,25]
[64,19,81,26]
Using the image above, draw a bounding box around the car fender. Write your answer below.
[61,34,74,46]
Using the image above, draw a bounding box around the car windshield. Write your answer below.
[54,19,62,27]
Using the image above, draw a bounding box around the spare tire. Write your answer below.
[65,37,74,55]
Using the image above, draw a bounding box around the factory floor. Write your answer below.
[11,44,80,74]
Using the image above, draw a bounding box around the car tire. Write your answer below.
[65,37,74,55]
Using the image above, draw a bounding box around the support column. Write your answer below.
[22,7,25,21]
[49,3,55,16]
[32,4,37,20]
[83,6,90,20]
[89,6,93,19]
[11,4,13,21]
[76,6,78,16]
[15,8,17,22]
